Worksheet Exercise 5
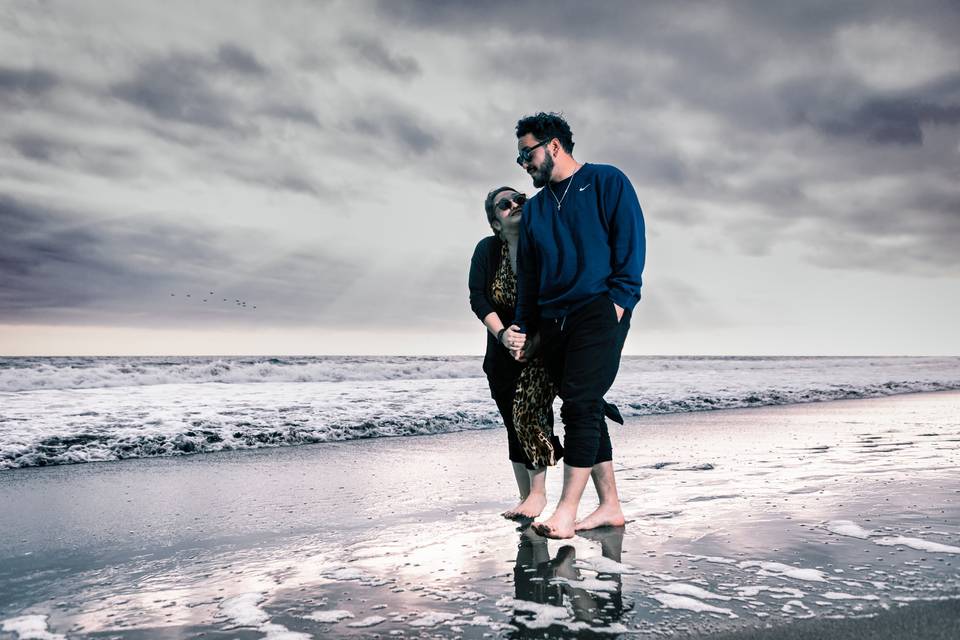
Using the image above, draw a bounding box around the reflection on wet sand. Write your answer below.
[508,526,628,637]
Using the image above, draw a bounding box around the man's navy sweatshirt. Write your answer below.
[516,162,645,334]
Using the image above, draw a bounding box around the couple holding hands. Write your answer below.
[469,112,645,539]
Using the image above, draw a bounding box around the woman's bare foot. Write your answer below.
[574,504,625,531]
[503,493,547,520]
[532,509,577,539]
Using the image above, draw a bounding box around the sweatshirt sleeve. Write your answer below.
[515,217,539,334]
[603,169,646,311]
[469,238,496,321]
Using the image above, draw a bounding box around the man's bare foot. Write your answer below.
[503,493,547,520]
[532,509,577,539]
[574,504,626,531]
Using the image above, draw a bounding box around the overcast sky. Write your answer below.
[1,0,958,356]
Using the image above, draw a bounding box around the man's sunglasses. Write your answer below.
[495,193,527,211]
[516,139,549,166]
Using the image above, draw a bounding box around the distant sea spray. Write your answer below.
[2,356,959,470]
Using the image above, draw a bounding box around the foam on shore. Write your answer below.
[825,520,874,539]
[825,520,960,553]
[0,615,65,640]
[650,594,739,618]
[661,583,732,601]
[873,536,960,554]
[219,592,310,639]
[303,610,354,623]
[738,561,829,583]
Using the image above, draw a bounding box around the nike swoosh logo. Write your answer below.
[579,185,590,191]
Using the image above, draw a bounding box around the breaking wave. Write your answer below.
[0,356,483,392]
[3,356,959,469]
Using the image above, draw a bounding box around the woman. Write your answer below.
[469,186,561,520]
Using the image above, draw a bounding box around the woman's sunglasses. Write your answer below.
[496,193,527,211]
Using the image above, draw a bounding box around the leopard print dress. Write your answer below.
[490,241,560,467]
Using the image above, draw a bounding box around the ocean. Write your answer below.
[2,355,959,470]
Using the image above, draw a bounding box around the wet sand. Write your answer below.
[1,391,958,638]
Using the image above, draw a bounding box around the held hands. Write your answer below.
[506,304,623,364]
[511,332,540,363]
[500,324,526,354]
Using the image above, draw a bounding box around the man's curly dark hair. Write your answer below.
[515,112,575,154]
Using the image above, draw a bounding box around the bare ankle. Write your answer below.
[552,505,578,519]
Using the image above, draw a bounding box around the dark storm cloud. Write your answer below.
[822,192,960,272]
[0,196,360,327]
[0,65,59,107]
[111,53,241,129]
[207,150,330,197]
[230,169,326,196]
[373,0,631,35]
[373,0,959,141]
[110,44,268,130]
[811,96,960,145]
[7,132,141,177]
[808,226,960,274]
[0,66,58,94]
[272,173,322,195]
[719,181,960,273]
[98,45,327,193]
[10,133,57,162]
[260,103,321,126]
[216,44,267,75]
[375,0,959,43]
[1,196,150,312]
[390,112,437,154]
[341,33,420,78]
[348,105,437,155]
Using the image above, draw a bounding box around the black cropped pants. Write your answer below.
[539,295,631,468]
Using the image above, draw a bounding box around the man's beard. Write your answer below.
[529,152,554,188]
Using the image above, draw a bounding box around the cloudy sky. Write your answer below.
[1,0,958,356]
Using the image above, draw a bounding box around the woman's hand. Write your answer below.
[500,324,526,353]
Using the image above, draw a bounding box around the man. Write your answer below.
[512,112,645,539]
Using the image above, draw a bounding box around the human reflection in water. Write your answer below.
[510,526,628,637]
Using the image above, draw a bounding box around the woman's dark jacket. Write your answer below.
[469,235,523,396]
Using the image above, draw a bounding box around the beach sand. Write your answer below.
[1,391,958,638]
